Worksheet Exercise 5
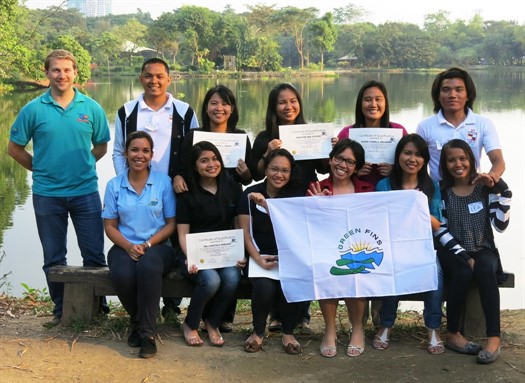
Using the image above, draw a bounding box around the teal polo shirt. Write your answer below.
[9,88,110,197]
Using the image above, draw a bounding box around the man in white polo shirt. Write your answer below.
[416,67,505,182]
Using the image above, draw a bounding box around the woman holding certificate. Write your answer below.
[173,85,252,193]
[176,141,244,347]
[103,131,177,359]
[251,82,328,331]
[238,149,304,354]
[251,82,328,194]
[307,138,374,358]
[337,80,408,186]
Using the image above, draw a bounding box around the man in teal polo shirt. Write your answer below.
[7,49,111,327]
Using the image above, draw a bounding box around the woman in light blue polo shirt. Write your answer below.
[102,131,176,359]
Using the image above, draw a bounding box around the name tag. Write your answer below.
[468,201,483,214]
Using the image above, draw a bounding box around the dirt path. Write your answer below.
[1,302,524,383]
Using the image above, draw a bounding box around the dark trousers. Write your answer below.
[108,244,176,338]
[250,277,301,336]
[438,247,500,337]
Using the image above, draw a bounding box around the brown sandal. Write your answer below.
[283,342,302,355]
[244,339,263,353]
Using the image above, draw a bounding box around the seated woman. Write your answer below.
[176,141,245,347]
[372,134,444,355]
[238,149,304,354]
[434,139,512,364]
[103,131,176,359]
[307,139,374,358]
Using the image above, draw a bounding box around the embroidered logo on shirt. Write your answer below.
[467,128,478,143]
[77,113,90,123]
[148,198,159,206]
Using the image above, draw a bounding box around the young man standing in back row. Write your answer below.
[112,57,199,320]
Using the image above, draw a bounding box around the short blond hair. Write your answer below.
[44,49,78,70]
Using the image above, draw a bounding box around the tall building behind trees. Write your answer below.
[67,0,111,17]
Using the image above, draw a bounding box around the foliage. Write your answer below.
[0,0,31,81]
[1,3,523,87]
[50,35,92,84]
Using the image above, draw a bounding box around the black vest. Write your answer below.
[118,102,194,179]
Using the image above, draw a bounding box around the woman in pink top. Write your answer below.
[337,80,408,186]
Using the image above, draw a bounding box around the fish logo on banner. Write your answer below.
[331,228,384,275]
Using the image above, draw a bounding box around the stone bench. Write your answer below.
[48,265,514,337]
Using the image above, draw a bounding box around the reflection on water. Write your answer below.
[0,73,523,309]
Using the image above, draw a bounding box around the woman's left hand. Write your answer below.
[307,181,331,196]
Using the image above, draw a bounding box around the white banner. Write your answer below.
[266,190,437,302]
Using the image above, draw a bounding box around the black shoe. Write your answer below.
[139,337,157,358]
[43,316,61,328]
[127,329,142,348]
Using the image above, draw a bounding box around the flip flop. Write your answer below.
[182,322,203,347]
[427,329,445,355]
[372,328,390,351]
[208,333,224,347]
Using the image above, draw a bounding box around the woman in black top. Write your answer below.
[176,141,245,347]
[238,148,304,354]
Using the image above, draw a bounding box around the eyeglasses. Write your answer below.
[333,155,356,167]
[267,166,291,175]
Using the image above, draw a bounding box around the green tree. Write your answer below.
[273,7,319,69]
[309,13,338,70]
[50,35,92,83]
[0,0,31,86]
[332,3,366,24]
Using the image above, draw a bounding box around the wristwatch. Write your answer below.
[144,241,152,249]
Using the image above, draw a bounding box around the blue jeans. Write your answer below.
[380,259,444,329]
[108,244,175,338]
[182,266,241,329]
[33,192,106,317]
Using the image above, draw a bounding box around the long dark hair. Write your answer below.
[431,67,476,113]
[201,85,239,132]
[354,80,390,127]
[439,139,478,190]
[389,134,434,202]
[187,141,233,220]
[265,83,306,139]
[263,148,301,195]
[329,138,366,171]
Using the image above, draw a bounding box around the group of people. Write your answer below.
[8,50,511,364]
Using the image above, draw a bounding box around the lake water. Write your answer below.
[1,72,523,310]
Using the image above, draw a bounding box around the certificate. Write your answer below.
[279,123,335,161]
[186,229,244,270]
[349,128,403,164]
[193,131,247,168]
[248,255,279,280]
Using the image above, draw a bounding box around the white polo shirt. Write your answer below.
[416,108,501,181]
